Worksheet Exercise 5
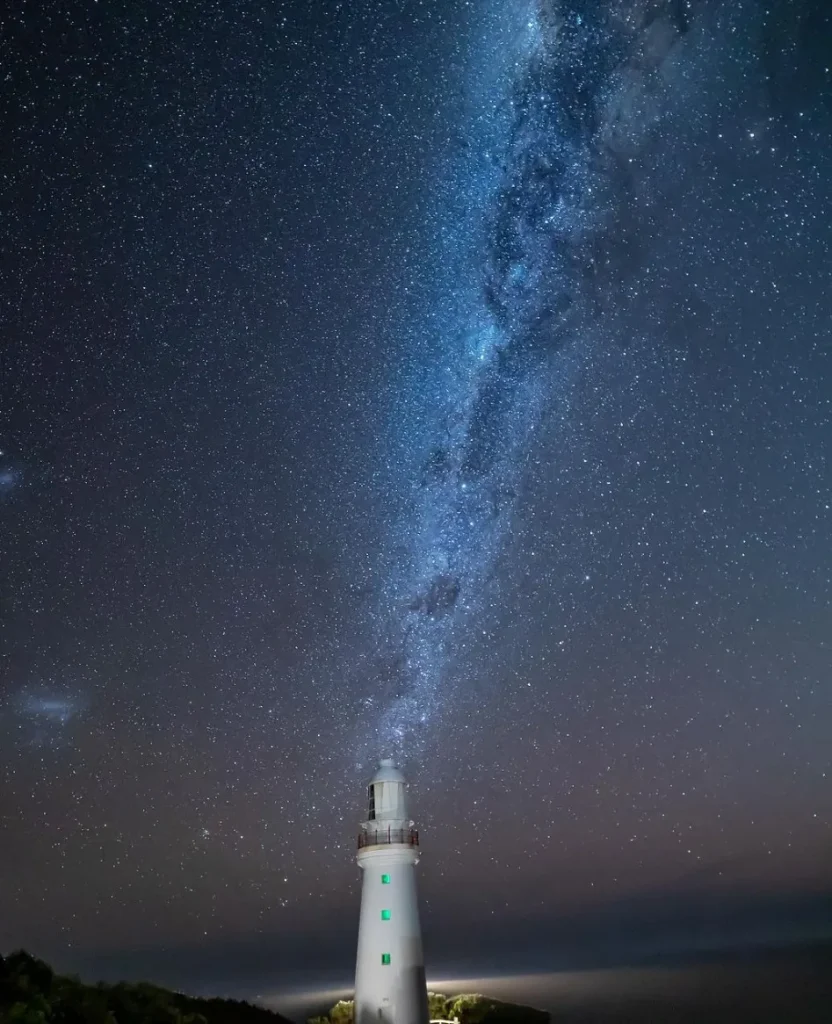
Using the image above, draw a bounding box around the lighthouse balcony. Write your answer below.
[357,827,419,849]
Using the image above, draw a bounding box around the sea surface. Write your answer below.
[265,947,832,1023]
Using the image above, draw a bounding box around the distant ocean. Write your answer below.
[265,943,832,1023]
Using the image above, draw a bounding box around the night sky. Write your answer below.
[1,0,831,1005]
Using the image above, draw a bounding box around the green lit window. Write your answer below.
[381,873,390,884]
[381,909,391,921]
[381,953,391,966]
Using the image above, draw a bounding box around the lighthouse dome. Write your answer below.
[371,758,405,785]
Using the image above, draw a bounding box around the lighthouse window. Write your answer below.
[381,909,391,920]
[381,953,391,966]
[381,873,390,884]
[368,785,376,821]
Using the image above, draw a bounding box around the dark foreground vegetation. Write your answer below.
[0,950,290,1024]
[0,953,549,1024]
[308,994,549,1024]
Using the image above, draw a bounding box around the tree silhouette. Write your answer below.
[0,951,291,1024]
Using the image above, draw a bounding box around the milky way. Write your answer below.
[369,0,724,753]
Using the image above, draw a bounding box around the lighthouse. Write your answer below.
[354,759,429,1024]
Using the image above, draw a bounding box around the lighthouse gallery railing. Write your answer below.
[357,827,419,849]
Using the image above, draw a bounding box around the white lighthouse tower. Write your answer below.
[354,759,429,1024]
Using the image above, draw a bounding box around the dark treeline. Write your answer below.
[0,950,291,1024]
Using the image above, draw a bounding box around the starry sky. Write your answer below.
[1,0,831,1004]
